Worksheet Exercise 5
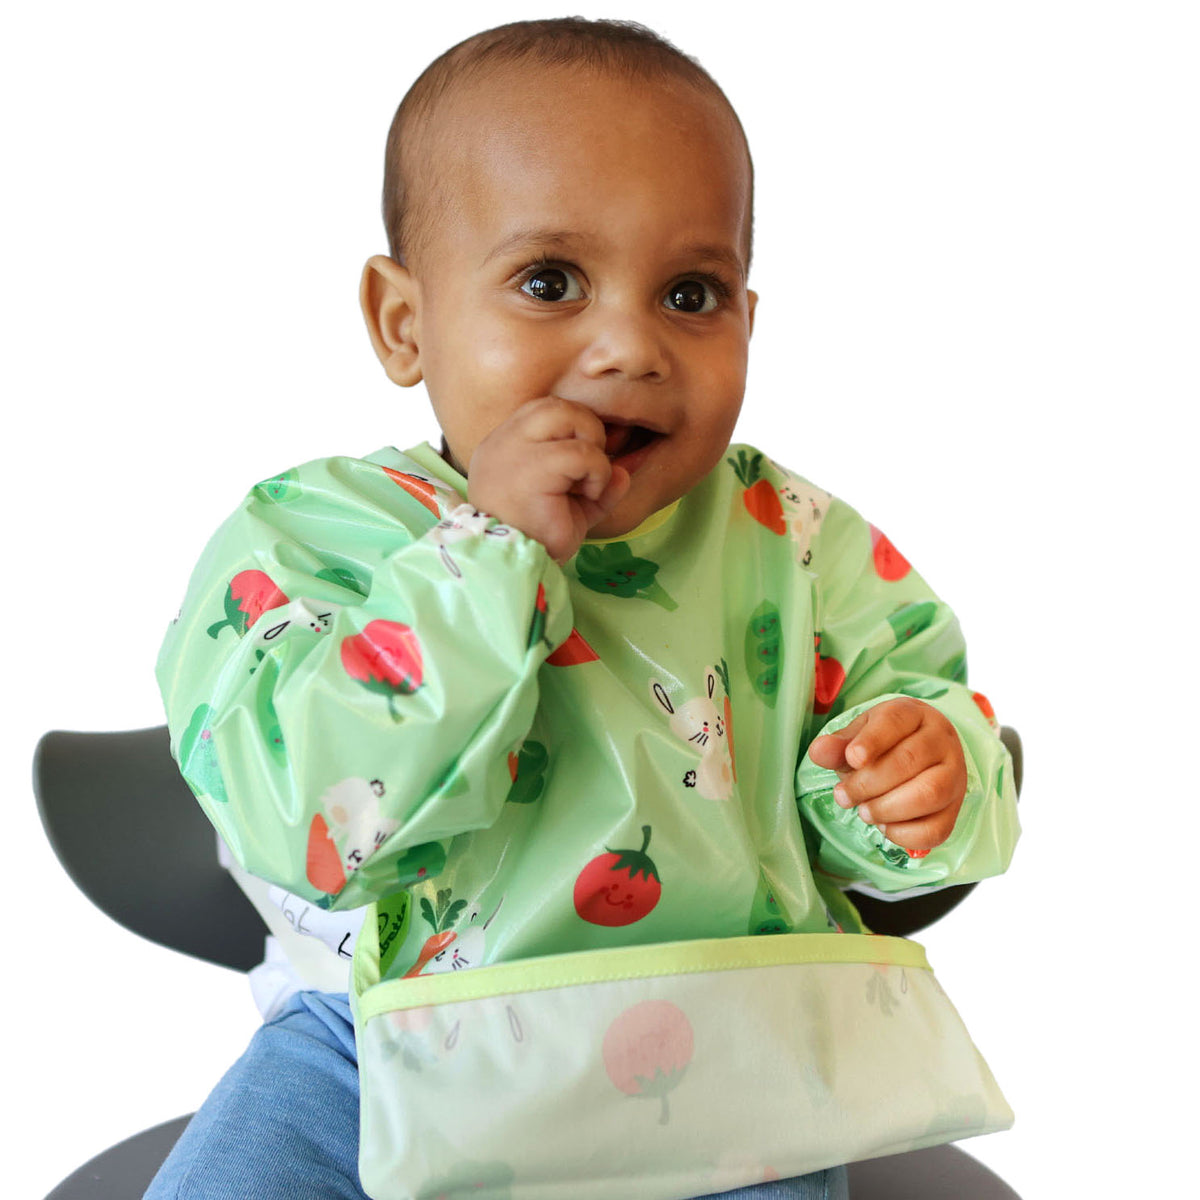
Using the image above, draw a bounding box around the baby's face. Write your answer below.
[391,63,755,538]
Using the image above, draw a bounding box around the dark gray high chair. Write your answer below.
[34,724,1024,1200]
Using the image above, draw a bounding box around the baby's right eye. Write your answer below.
[519,266,584,303]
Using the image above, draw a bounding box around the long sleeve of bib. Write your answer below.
[795,496,1019,893]
[156,454,572,911]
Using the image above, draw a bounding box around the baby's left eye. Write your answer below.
[663,279,719,314]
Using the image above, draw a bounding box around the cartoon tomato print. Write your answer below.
[603,999,694,1124]
[869,524,911,581]
[574,826,662,927]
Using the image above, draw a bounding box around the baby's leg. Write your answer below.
[696,1167,849,1200]
[144,990,367,1200]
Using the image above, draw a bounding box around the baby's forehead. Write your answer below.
[403,62,751,265]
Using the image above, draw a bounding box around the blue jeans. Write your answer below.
[145,991,848,1200]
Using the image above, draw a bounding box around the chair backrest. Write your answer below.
[33,726,267,971]
[33,723,1022,962]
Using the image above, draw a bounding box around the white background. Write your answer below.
[5,2,1196,1196]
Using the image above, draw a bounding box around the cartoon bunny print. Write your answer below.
[773,465,832,567]
[430,504,513,579]
[651,668,734,800]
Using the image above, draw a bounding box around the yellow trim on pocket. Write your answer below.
[354,930,929,1022]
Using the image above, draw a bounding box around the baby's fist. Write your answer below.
[809,697,967,852]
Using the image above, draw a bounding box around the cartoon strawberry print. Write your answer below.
[574,826,662,926]
[206,570,289,639]
[602,999,694,1124]
[340,620,423,720]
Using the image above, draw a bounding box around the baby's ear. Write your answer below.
[746,289,759,337]
[360,255,423,387]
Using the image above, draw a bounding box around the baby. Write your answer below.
[152,17,1019,1200]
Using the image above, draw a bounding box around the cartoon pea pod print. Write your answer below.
[575,543,677,610]
[254,468,301,504]
[745,601,782,707]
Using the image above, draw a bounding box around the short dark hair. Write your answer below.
[382,17,754,268]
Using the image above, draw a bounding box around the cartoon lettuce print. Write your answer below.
[575,543,677,610]
[341,619,424,720]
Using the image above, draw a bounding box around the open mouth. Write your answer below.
[603,423,660,464]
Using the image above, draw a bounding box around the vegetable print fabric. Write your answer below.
[157,442,1019,981]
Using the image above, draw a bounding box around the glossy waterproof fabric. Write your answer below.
[157,442,1020,1198]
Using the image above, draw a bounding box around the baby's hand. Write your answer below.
[808,698,967,852]
[467,398,631,564]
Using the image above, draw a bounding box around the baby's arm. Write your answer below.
[157,454,572,910]
[466,397,630,563]
[795,495,1019,891]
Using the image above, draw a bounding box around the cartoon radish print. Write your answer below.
[603,999,694,1125]
[812,634,845,716]
[546,627,600,666]
[870,524,912,581]
[728,449,785,534]
[574,826,662,927]
[206,570,289,639]
[341,620,423,720]
[651,669,734,800]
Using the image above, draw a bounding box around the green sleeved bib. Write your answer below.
[158,442,1018,1199]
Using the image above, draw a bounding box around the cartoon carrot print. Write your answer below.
[728,449,785,534]
[206,570,289,639]
[382,467,441,519]
[404,887,470,977]
[546,627,600,666]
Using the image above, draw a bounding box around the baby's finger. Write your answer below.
[518,396,607,450]
[843,700,924,769]
[833,729,943,806]
[541,437,613,501]
[855,763,959,827]
[874,802,961,852]
[808,714,870,772]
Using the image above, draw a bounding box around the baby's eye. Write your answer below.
[520,267,584,303]
[664,278,720,314]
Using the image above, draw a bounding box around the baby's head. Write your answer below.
[362,17,756,538]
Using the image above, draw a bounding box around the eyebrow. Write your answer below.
[481,230,747,279]
[480,229,591,268]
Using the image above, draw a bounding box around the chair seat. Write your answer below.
[45,1115,192,1199]
[848,1143,1020,1198]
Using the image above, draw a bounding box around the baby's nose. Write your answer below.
[577,307,670,382]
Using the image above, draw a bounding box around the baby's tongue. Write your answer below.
[604,424,632,457]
